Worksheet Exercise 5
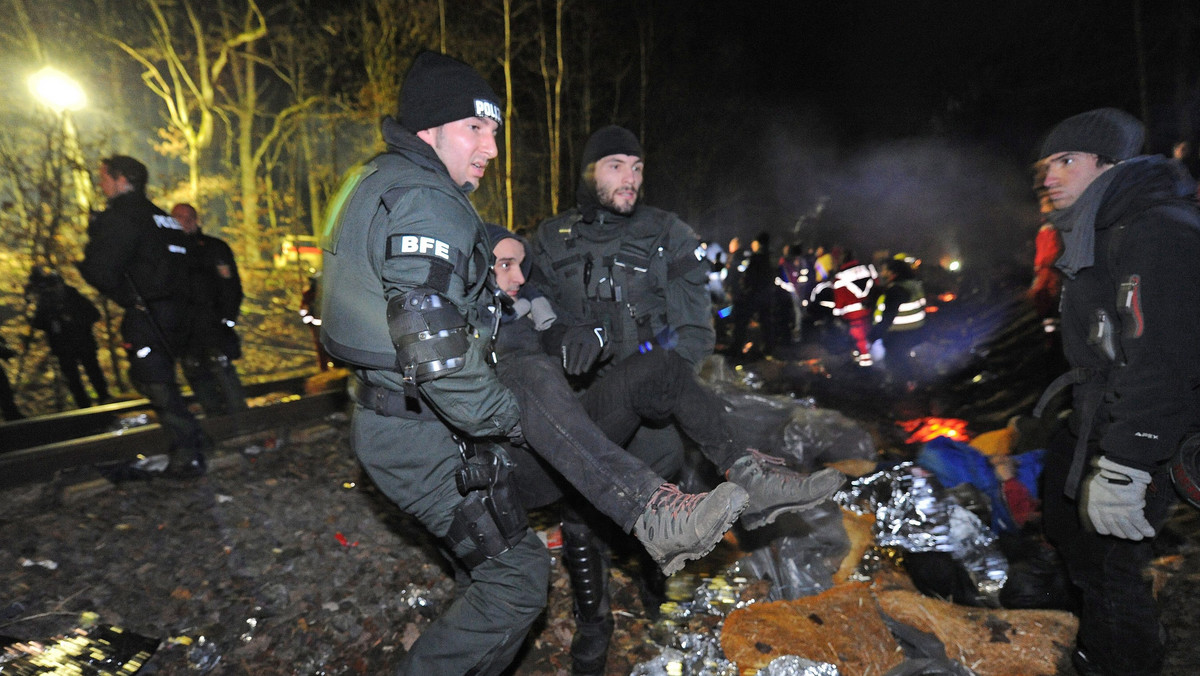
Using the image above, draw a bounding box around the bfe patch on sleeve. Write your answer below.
[386,234,453,262]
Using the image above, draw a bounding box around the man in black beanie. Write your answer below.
[531,126,843,675]
[319,52,544,676]
[1034,107,1200,676]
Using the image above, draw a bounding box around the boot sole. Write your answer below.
[657,485,750,576]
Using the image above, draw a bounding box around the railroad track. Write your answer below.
[0,372,349,490]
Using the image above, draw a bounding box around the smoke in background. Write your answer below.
[763,126,1040,272]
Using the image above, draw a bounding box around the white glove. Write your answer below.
[1084,456,1156,540]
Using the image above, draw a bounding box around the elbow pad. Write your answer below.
[387,288,470,384]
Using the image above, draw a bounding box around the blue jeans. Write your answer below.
[1043,426,1176,676]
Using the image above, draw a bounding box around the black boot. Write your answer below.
[561,516,612,676]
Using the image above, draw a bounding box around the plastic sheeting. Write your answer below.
[732,501,849,601]
[702,358,875,470]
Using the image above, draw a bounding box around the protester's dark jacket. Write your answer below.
[319,117,518,438]
[531,196,713,369]
[737,250,775,299]
[32,283,100,351]
[1057,155,1200,472]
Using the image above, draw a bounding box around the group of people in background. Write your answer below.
[2,42,1194,676]
[710,232,927,382]
[0,155,249,478]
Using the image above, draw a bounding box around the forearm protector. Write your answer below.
[387,287,469,384]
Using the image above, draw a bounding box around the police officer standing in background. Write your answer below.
[27,266,111,409]
[172,203,248,416]
[80,155,209,478]
[319,52,545,675]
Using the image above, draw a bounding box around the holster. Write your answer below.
[444,441,529,569]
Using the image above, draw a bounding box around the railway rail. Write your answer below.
[0,372,349,490]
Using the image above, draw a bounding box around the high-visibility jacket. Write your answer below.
[832,261,878,321]
[874,279,927,331]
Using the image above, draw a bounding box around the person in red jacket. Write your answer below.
[1029,187,1063,323]
[832,249,878,365]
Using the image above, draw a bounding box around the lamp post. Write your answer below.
[27,66,92,213]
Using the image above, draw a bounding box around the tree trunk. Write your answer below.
[238,42,259,261]
[503,0,515,229]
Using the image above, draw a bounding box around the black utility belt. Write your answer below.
[348,375,439,421]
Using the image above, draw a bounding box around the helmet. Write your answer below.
[1171,433,1200,510]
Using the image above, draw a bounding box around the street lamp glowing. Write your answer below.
[28,66,87,112]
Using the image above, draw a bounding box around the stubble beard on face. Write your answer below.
[597,185,637,216]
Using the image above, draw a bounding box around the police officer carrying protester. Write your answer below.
[532,126,843,675]
[1033,108,1200,676]
[172,203,248,416]
[318,52,545,675]
[80,155,209,478]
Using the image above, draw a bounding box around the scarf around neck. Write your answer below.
[1048,164,1120,279]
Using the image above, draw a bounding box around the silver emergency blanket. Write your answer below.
[628,638,737,676]
[755,655,841,676]
[838,463,1008,605]
[630,574,755,675]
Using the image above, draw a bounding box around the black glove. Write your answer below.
[560,323,609,375]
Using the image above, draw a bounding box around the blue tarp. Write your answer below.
[916,436,1045,534]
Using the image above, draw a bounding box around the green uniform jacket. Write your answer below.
[319,118,518,439]
[531,205,714,369]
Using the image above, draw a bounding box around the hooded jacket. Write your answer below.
[487,224,556,361]
[1053,155,1200,473]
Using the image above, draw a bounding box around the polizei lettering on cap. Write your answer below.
[474,99,502,125]
[389,234,452,261]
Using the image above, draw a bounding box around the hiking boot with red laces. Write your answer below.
[726,449,845,529]
[633,482,749,576]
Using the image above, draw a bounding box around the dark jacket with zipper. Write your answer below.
[1057,155,1200,474]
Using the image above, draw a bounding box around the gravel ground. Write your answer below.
[0,416,672,675]
[3,344,1200,674]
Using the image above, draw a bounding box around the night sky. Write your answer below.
[636,1,1199,266]
[9,1,1196,272]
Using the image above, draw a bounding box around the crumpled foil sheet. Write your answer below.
[837,462,1008,605]
[755,655,842,675]
[0,624,159,675]
[630,574,747,675]
[631,572,844,675]
[628,639,737,676]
